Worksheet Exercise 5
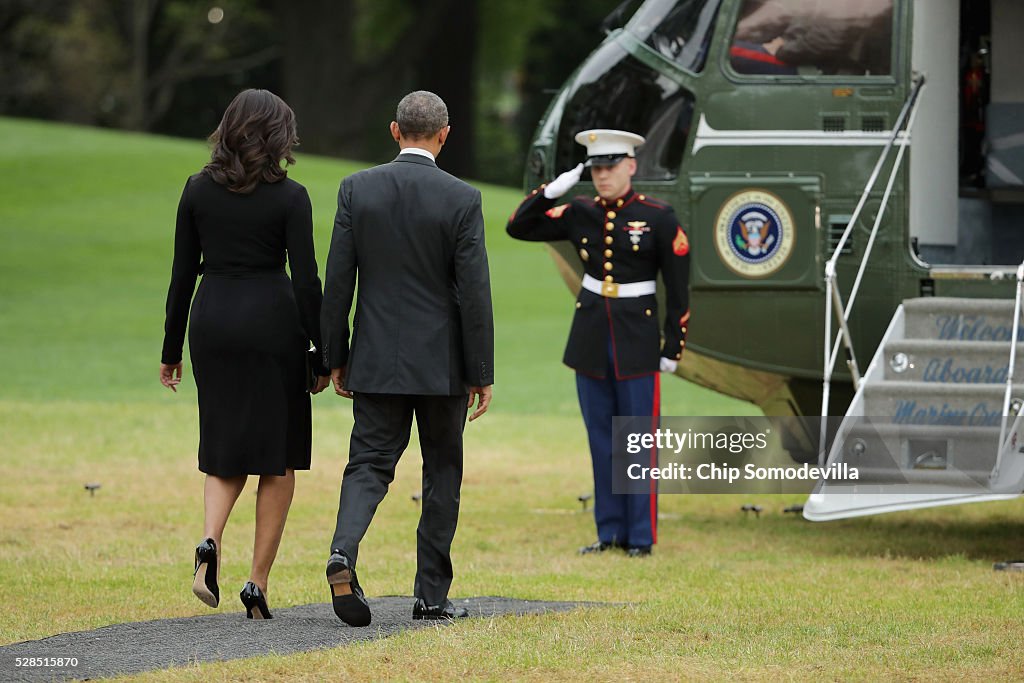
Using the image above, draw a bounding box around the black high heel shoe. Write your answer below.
[240,581,272,619]
[192,538,219,608]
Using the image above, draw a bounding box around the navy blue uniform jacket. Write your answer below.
[507,187,690,379]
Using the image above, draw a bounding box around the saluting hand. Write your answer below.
[467,385,492,422]
[543,163,584,199]
[160,362,183,392]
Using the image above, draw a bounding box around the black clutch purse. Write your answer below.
[305,346,319,392]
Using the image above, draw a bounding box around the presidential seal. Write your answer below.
[714,190,794,278]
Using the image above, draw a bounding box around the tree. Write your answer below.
[115,0,279,131]
[276,0,478,177]
[2,0,636,184]
[0,0,278,131]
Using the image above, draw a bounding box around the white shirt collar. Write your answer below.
[399,147,436,161]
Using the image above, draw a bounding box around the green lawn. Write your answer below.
[1,118,1022,681]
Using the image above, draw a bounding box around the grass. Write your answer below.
[1,117,1023,681]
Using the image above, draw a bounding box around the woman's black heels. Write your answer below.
[240,581,272,619]
[192,538,220,608]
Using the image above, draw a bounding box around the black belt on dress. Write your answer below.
[201,264,286,277]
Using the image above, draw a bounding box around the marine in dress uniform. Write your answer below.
[506,129,690,557]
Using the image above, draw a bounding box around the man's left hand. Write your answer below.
[331,367,353,399]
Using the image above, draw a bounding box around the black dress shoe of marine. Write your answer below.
[578,540,617,555]
[412,598,469,620]
[326,551,371,626]
[192,538,219,608]
[239,581,272,619]
[626,545,652,558]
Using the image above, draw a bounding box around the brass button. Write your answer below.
[581,237,588,244]
[605,222,614,230]
[541,183,547,189]
[616,199,623,207]
[531,189,537,195]
[604,262,613,271]
[681,326,687,334]
[645,309,652,317]
[604,249,613,258]
[680,340,685,346]
[639,194,646,200]
[576,302,582,309]
[594,196,600,202]
[604,275,614,282]
[606,211,616,219]
[605,235,614,245]
[632,245,639,252]
[675,353,681,360]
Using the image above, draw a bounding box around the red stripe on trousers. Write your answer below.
[650,372,660,544]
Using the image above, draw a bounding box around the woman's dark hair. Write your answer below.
[203,89,298,194]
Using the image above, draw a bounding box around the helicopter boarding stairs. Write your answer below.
[799,75,1024,520]
[803,296,1024,520]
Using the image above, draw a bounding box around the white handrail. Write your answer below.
[825,94,923,386]
[995,262,1024,479]
[819,75,926,465]
[825,74,925,275]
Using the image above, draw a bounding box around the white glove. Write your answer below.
[660,357,678,374]
[543,163,584,199]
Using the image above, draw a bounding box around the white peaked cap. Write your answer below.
[574,129,646,159]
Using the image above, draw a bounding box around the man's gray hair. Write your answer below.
[396,91,449,139]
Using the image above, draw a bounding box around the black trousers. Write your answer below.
[330,392,467,605]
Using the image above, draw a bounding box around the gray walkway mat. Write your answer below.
[0,596,593,681]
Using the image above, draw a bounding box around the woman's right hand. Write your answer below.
[310,375,331,394]
[160,363,183,392]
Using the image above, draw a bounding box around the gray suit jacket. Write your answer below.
[321,153,494,395]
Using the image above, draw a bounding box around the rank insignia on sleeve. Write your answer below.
[545,204,570,219]
[673,226,689,256]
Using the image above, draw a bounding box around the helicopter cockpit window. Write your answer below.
[554,43,695,181]
[729,0,894,77]
[625,0,722,73]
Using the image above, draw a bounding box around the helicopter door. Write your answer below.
[908,0,959,262]
[913,0,1024,266]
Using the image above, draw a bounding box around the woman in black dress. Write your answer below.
[159,89,329,619]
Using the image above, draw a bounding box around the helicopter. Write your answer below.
[521,0,1024,519]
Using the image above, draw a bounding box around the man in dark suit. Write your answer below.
[320,91,494,625]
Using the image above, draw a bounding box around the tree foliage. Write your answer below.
[2,0,626,184]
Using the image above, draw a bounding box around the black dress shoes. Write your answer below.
[327,550,371,626]
[192,538,219,608]
[412,598,469,620]
[626,545,652,558]
[578,540,617,555]
[239,581,272,619]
